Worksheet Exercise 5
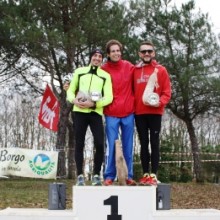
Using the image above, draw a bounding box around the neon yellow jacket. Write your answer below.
[67,65,113,115]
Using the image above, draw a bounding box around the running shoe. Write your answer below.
[104,179,113,186]
[139,173,150,186]
[76,174,85,186]
[92,175,102,186]
[126,179,137,186]
[147,173,158,186]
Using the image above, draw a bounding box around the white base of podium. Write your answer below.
[1,207,220,220]
[153,209,220,220]
[0,186,220,220]
[73,186,156,220]
[0,208,74,220]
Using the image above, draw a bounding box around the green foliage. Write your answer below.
[133,153,142,179]
[200,145,220,183]
[179,165,193,182]
[1,0,220,108]
[158,165,171,183]
[0,0,137,91]
[2,0,219,110]
[133,162,142,180]
[157,136,193,183]
[216,145,220,153]
[127,0,220,119]
[159,138,178,182]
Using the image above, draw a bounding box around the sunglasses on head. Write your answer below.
[140,49,154,54]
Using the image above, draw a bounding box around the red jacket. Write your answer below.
[133,60,171,115]
[102,60,134,117]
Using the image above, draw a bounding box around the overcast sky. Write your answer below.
[174,0,220,34]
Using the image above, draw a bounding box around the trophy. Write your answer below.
[143,92,159,106]
[142,68,160,106]
[89,91,102,102]
[76,91,88,102]
[76,91,102,102]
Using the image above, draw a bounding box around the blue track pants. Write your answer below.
[104,114,134,180]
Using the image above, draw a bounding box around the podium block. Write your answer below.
[156,183,171,210]
[48,183,66,210]
[73,186,156,220]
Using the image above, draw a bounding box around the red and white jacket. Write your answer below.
[133,60,171,115]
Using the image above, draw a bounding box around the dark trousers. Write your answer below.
[135,114,162,174]
[74,112,104,176]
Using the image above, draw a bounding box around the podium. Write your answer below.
[73,186,156,220]
[1,184,220,220]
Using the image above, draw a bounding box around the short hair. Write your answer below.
[139,41,155,51]
[105,39,123,54]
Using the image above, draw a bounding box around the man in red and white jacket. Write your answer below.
[133,41,171,186]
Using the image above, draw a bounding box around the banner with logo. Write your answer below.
[38,84,60,132]
[0,148,58,179]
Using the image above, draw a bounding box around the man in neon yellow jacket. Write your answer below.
[67,49,113,186]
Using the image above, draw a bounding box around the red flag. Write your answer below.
[38,84,60,132]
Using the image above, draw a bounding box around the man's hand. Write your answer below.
[73,98,95,109]
[143,100,160,107]
[63,82,70,91]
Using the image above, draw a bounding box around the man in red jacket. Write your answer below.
[102,39,136,186]
[133,41,171,186]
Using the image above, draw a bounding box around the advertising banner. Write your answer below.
[0,148,58,179]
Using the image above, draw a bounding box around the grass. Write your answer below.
[0,178,73,209]
[0,177,220,210]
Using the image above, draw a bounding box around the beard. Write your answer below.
[142,57,153,64]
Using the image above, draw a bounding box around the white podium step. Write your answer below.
[0,185,220,220]
[73,186,220,220]
[153,209,220,220]
[0,208,74,220]
[73,186,156,220]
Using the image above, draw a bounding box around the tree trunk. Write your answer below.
[56,91,71,178]
[67,112,76,179]
[185,120,204,183]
